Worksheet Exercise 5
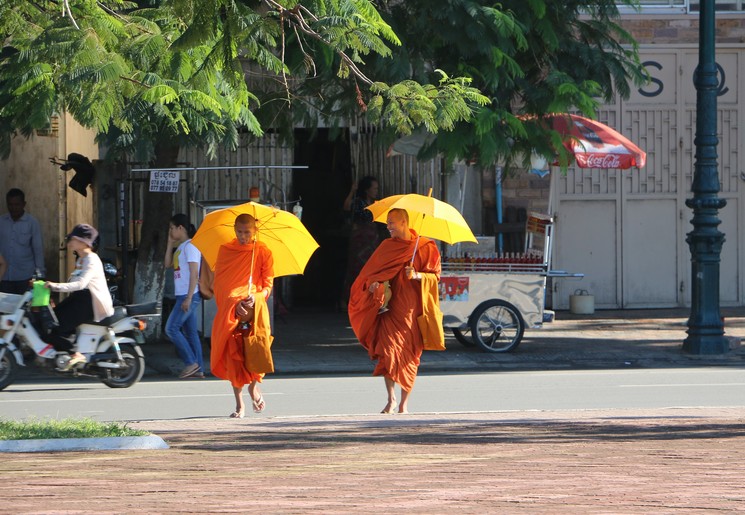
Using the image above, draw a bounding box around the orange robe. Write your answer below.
[210,238,274,388]
[348,229,441,391]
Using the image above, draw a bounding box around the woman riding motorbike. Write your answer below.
[44,223,114,369]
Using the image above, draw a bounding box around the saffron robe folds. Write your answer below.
[348,230,441,391]
[210,238,274,388]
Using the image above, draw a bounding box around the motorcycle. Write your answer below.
[0,290,161,390]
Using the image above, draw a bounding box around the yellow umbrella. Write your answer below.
[366,190,478,245]
[191,202,319,278]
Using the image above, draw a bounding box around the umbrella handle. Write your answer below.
[248,233,257,293]
[410,234,420,265]
[410,212,424,264]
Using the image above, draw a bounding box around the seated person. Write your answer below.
[45,224,114,369]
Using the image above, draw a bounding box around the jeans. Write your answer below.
[165,292,203,371]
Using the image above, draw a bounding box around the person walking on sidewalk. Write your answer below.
[208,214,274,418]
[164,214,204,379]
[348,208,442,414]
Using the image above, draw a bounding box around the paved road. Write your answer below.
[3,367,745,421]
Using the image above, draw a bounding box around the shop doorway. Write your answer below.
[291,129,353,310]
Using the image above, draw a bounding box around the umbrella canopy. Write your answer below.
[366,192,477,245]
[545,113,646,169]
[191,202,319,278]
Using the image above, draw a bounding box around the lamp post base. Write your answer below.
[682,332,729,355]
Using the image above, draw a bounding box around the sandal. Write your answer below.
[252,395,265,413]
[229,410,245,419]
[381,400,397,414]
[62,354,87,371]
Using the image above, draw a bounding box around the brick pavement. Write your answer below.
[1,408,744,513]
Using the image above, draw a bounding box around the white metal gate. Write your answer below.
[553,46,743,309]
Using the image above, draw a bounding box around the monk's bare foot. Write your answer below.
[381,400,397,414]
[398,407,409,414]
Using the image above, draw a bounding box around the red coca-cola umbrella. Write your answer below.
[545,113,646,169]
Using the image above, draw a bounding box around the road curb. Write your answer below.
[0,435,169,453]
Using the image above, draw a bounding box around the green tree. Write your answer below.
[285,0,647,168]
[0,0,487,302]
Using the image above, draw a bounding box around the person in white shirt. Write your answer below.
[45,223,115,369]
[164,214,204,379]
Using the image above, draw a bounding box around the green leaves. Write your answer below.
[0,0,644,168]
[359,0,646,168]
[366,72,488,136]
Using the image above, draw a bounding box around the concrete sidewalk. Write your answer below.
[145,306,745,378]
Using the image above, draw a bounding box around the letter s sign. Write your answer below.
[639,61,663,98]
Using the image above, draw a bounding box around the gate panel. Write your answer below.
[717,197,739,304]
[622,198,678,307]
[554,199,619,308]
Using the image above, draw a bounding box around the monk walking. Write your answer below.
[210,214,274,418]
[348,208,443,414]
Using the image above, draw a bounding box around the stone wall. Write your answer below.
[621,15,745,44]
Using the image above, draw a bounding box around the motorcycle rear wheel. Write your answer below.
[0,347,18,391]
[101,343,145,388]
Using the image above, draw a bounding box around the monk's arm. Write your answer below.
[407,243,441,281]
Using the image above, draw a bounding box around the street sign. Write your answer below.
[149,171,180,193]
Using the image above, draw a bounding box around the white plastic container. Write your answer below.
[569,289,594,315]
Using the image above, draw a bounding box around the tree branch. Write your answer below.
[62,0,80,29]
[261,0,374,86]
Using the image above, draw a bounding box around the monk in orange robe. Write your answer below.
[348,208,442,414]
[210,214,274,418]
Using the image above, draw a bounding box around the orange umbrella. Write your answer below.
[191,202,319,278]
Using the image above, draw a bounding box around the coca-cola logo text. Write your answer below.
[577,154,624,168]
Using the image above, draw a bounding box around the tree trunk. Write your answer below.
[132,143,179,306]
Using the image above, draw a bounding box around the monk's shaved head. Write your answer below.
[235,213,256,227]
[386,208,411,240]
[235,213,257,244]
[388,208,409,224]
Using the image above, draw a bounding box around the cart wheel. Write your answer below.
[451,327,476,347]
[469,299,525,353]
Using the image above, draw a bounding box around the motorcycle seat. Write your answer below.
[90,306,128,326]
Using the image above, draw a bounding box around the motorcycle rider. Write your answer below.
[44,223,114,370]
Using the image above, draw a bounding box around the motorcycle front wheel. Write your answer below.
[0,347,18,391]
[101,343,145,388]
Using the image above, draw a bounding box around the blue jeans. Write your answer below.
[165,293,203,371]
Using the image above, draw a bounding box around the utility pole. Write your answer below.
[683,0,728,354]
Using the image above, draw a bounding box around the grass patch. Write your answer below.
[0,418,150,440]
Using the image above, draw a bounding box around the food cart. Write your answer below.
[440,213,582,353]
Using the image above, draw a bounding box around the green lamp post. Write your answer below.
[683,0,729,354]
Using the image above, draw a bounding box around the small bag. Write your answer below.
[243,330,274,374]
[418,308,445,351]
